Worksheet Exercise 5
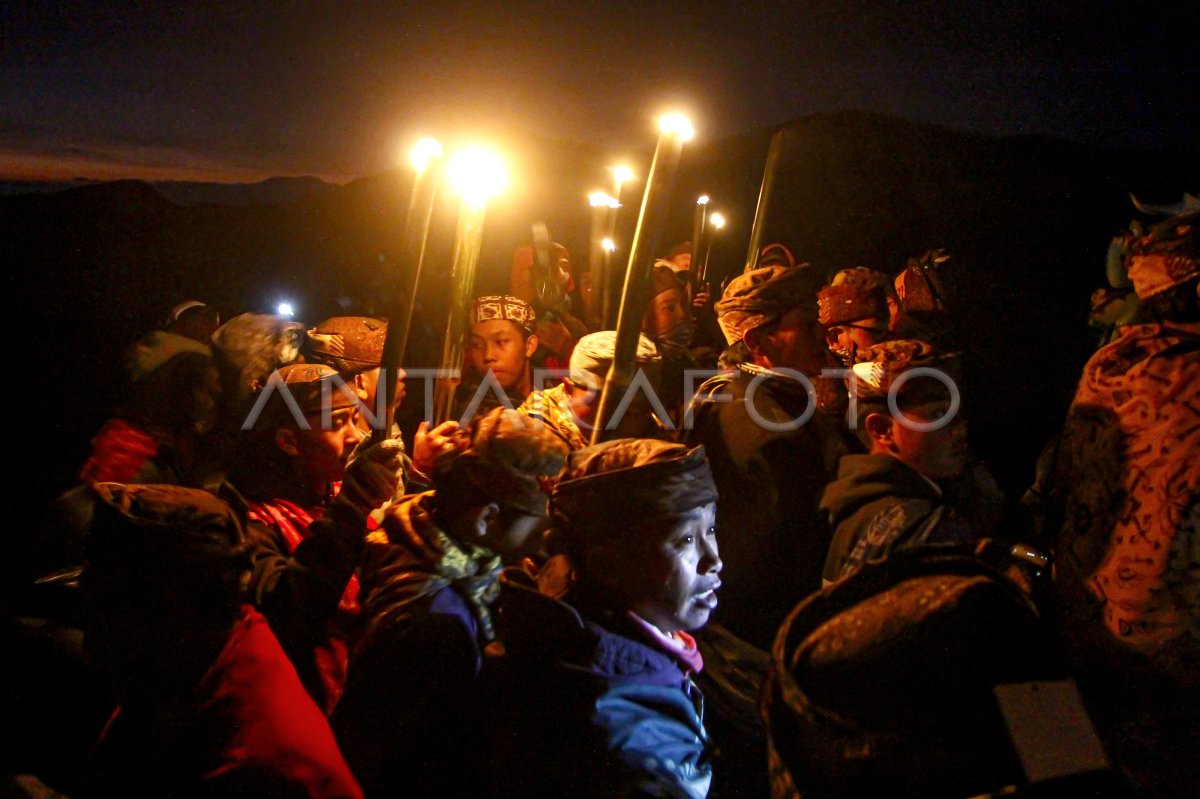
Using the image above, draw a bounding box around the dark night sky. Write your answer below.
[2,1,1195,182]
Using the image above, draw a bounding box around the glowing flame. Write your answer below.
[410,138,443,173]
[601,238,616,253]
[610,165,634,184]
[710,212,726,230]
[658,113,695,142]
[696,194,710,205]
[276,302,295,318]
[448,147,507,206]
[589,191,620,208]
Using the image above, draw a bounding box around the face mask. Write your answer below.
[829,341,855,367]
[658,318,695,355]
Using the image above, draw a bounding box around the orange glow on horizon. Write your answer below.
[0,148,353,185]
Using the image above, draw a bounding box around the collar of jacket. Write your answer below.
[820,453,943,524]
[498,574,690,688]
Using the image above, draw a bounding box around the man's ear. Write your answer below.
[524,333,539,358]
[743,328,765,358]
[275,427,300,457]
[353,372,370,401]
[864,412,894,448]
[471,502,502,539]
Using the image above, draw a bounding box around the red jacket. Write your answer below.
[87,607,362,798]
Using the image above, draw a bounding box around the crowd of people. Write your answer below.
[6,206,1197,798]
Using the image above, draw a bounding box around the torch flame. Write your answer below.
[589,191,620,208]
[410,138,443,173]
[658,113,695,142]
[448,147,507,207]
[610,165,634,184]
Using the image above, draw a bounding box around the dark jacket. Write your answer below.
[333,493,500,798]
[683,364,854,649]
[486,578,712,799]
[820,453,976,584]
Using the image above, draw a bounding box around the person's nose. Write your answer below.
[700,534,723,576]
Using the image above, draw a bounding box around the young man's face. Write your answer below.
[879,399,968,481]
[292,405,364,488]
[354,366,406,423]
[825,317,889,361]
[467,319,536,393]
[617,503,722,632]
[751,306,827,375]
[645,287,690,341]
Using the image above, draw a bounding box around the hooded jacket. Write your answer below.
[820,453,975,584]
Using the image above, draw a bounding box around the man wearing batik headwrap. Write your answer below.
[684,264,854,650]
[519,330,666,449]
[820,340,981,583]
[306,315,457,485]
[818,266,895,365]
[487,439,720,799]
[333,408,567,798]
[1043,208,1199,796]
[225,363,406,714]
[454,294,540,422]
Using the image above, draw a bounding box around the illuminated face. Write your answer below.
[355,366,406,423]
[467,319,535,393]
[645,287,690,340]
[752,307,827,375]
[825,317,889,361]
[618,503,722,632]
[292,405,364,488]
[886,400,968,481]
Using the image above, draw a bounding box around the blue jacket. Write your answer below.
[487,578,712,799]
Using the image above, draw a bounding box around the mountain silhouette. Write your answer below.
[4,110,1197,510]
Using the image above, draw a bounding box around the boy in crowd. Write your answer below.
[820,340,976,583]
[305,314,457,484]
[488,439,721,799]
[334,408,568,797]
[227,362,404,713]
[456,295,540,421]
